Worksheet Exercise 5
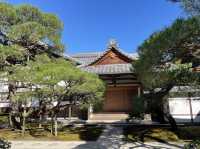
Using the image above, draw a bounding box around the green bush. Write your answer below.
[129,96,145,119]
[93,100,103,113]
[0,116,8,124]
[184,140,200,149]
[0,138,11,149]
[78,108,88,120]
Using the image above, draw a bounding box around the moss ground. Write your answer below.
[0,125,104,141]
[124,126,200,143]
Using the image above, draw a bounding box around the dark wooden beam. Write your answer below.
[107,82,141,85]
[100,73,136,77]
[101,77,137,80]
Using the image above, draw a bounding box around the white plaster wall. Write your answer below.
[0,83,8,93]
[0,101,10,107]
[168,97,200,123]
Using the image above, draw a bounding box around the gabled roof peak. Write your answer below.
[88,45,134,66]
[71,40,138,66]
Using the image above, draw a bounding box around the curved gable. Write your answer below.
[89,47,133,66]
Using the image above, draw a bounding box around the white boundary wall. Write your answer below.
[0,101,10,108]
[168,97,200,123]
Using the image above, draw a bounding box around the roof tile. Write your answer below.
[81,64,133,74]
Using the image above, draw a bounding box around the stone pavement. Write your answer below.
[11,125,185,149]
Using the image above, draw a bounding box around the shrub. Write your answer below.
[0,138,11,149]
[129,96,145,119]
[184,140,200,149]
[78,107,88,120]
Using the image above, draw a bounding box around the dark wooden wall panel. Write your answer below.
[103,86,138,112]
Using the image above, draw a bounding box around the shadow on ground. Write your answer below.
[74,125,184,149]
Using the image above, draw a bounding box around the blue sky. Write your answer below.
[8,0,183,54]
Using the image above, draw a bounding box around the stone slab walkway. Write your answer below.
[11,125,185,149]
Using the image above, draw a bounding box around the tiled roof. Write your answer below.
[64,54,82,64]
[71,44,137,74]
[80,64,133,74]
[71,52,102,65]
[72,51,138,66]
[170,86,200,92]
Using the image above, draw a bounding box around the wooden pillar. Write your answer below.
[88,104,93,119]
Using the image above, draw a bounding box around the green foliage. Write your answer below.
[170,0,200,16]
[129,96,145,119]
[9,54,105,107]
[184,140,200,149]
[92,99,104,112]
[182,0,200,15]
[0,2,64,60]
[0,2,66,108]
[0,3,16,29]
[135,9,200,127]
[0,44,25,66]
[134,17,200,90]
[9,22,47,43]
[16,4,43,23]
[0,138,11,149]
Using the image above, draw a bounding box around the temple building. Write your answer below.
[72,40,141,120]
[72,41,200,123]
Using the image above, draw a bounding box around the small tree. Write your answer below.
[10,54,105,136]
[0,2,64,131]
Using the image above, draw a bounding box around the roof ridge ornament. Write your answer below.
[108,39,118,49]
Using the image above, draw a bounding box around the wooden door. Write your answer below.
[103,86,138,112]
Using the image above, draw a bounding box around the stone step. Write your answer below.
[89,113,129,121]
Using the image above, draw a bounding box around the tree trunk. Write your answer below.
[150,85,177,131]
[188,97,194,123]
[68,105,72,121]
[9,113,13,129]
[54,115,58,136]
[11,115,22,130]
[38,100,44,128]
[164,112,178,131]
[22,108,26,136]
[153,101,178,131]
[39,114,42,128]
[51,114,53,135]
